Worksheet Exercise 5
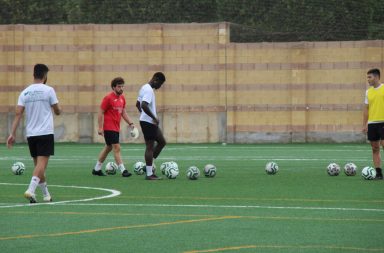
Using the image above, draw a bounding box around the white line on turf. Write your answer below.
[55,203,384,213]
[0,183,121,209]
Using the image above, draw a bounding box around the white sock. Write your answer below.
[118,163,126,173]
[146,166,153,176]
[94,161,102,171]
[27,176,40,194]
[39,182,50,197]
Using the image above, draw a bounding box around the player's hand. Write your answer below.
[98,128,104,136]
[6,135,15,149]
[362,126,368,133]
[153,118,159,126]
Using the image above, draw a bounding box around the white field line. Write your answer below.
[53,203,384,213]
[0,183,120,209]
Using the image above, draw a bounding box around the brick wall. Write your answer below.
[0,23,382,143]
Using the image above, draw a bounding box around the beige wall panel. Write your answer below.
[0,24,382,143]
[228,111,292,125]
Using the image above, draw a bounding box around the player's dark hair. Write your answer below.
[111,77,124,88]
[153,72,166,83]
[33,64,49,79]
[367,68,380,78]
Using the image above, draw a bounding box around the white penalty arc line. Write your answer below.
[57,203,384,213]
[0,183,121,208]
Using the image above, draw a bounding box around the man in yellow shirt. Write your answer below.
[363,68,384,179]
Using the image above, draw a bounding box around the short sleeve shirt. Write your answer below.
[18,83,59,137]
[101,92,126,132]
[137,83,157,124]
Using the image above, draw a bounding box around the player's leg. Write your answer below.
[368,123,383,179]
[371,141,382,179]
[140,121,161,180]
[144,139,157,178]
[111,143,132,177]
[92,144,112,176]
[153,127,166,160]
[34,156,52,202]
[25,135,53,203]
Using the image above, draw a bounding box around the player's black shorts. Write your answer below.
[104,130,120,145]
[27,134,54,157]
[367,123,384,141]
[140,121,158,141]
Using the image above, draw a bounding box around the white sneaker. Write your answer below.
[43,195,52,202]
[24,191,37,203]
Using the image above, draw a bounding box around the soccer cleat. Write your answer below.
[92,169,106,176]
[122,170,132,177]
[24,191,37,203]
[375,168,383,180]
[145,174,162,180]
[43,195,52,202]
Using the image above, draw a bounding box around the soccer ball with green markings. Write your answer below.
[204,164,217,177]
[265,162,278,175]
[105,162,118,175]
[133,161,146,175]
[186,166,200,180]
[11,162,25,175]
[361,166,376,180]
[165,163,179,179]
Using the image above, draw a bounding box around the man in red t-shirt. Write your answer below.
[92,77,135,177]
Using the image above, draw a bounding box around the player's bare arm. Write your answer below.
[7,105,24,149]
[97,108,105,135]
[362,104,369,133]
[122,110,134,129]
[52,103,61,115]
[136,100,142,113]
[141,101,159,125]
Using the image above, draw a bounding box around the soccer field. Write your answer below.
[0,143,383,253]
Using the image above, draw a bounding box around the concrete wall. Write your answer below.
[0,23,383,143]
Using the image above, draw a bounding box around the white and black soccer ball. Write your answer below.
[105,162,118,175]
[165,163,179,179]
[327,163,340,176]
[160,162,170,175]
[265,162,278,175]
[344,162,357,176]
[186,166,200,180]
[133,161,146,175]
[11,162,25,175]
[361,166,376,180]
[204,164,217,177]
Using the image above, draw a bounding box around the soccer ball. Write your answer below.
[204,164,217,177]
[160,162,170,175]
[105,162,118,175]
[133,161,146,175]
[344,162,357,176]
[11,162,25,175]
[161,161,178,175]
[186,166,200,180]
[165,163,179,179]
[327,163,340,176]
[361,166,376,180]
[265,162,278,175]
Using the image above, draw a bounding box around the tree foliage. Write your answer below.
[0,0,383,42]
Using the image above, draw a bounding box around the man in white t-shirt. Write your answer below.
[7,64,61,203]
[136,72,166,180]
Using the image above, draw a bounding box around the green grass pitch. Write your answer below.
[0,143,383,253]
